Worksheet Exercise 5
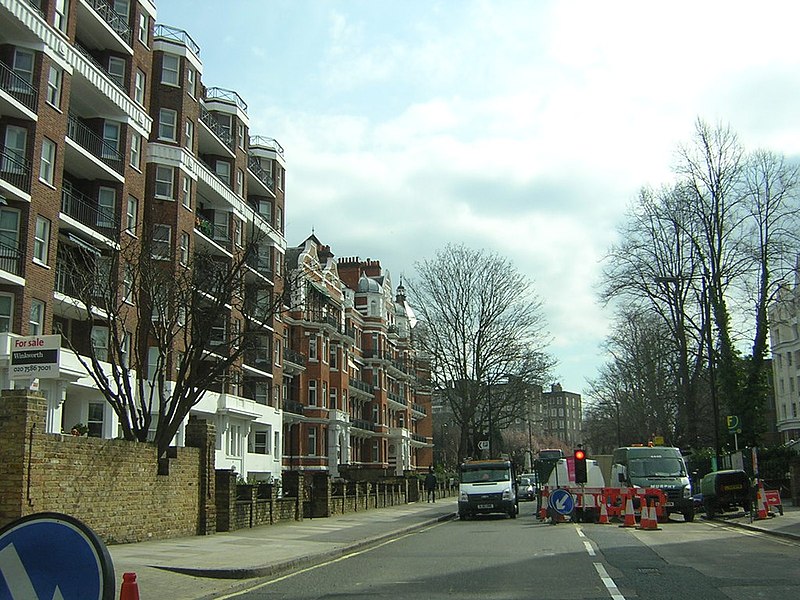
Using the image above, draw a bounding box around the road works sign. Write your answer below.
[0,512,115,599]
[549,489,575,515]
[9,335,60,380]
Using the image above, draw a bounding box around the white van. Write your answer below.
[458,460,518,520]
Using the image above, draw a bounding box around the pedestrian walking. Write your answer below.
[424,467,437,503]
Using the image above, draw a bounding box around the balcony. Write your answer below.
[198,104,234,154]
[351,419,375,432]
[411,433,429,444]
[247,155,275,193]
[284,347,307,367]
[0,149,32,196]
[61,187,120,242]
[282,399,304,416]
[250,135,284,158]
[388,391,408,408]
[412,403,427,417]
[349,378,373,395]
[0,241,23,278]
[154,24,201,56]
[206,87,248,113]
[66,113,124,176]
[77,0,133,50]
[0,61,37,116]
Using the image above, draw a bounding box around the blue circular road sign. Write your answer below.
[0,512,115,600]
[548,489,575,515]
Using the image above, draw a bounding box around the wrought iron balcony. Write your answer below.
[349,378,373,394]
[206,87,248,112]
[154,24,200,56]
[61,187,120,241]
[0,61,38,112]
[199,104,234,150]
[284,347,307,366]
[351,419,374,432]
[86,0,132,44]
[0,149,32,193]
[247,155,275,191]
[0,242,23,276]
[282,399,304,415]
[66,113,124,174]
[249,135,284,157]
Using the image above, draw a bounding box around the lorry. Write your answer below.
[458,459,519,520]
[610,445,694,522]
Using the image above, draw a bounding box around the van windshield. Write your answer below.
[629,457,686,477]
[461,467,511,483]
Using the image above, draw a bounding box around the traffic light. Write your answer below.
[574,448,587,484]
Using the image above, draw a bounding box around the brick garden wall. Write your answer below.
[0,390,214,544]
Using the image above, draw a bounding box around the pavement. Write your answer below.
[106,496,800,599]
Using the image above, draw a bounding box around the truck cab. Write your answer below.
[610,446,694,521]
[458,459,518,520]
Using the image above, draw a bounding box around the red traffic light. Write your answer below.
[574,449,586,461]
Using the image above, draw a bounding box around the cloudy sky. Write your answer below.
[155,0,800,396]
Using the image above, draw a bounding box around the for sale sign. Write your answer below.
[10,335,61,379]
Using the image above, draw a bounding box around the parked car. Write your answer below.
[700,469,752,518]
[517,476,536,501]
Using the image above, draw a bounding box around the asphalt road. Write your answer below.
[216,507,800,600]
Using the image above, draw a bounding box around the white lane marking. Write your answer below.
[584,541,596,556]
[594,562,626,600]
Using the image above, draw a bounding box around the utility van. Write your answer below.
[610,446,694,522]
[458,459,518,520]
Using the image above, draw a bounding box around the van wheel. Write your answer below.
[682,510,694,522]
[509,507,517,519]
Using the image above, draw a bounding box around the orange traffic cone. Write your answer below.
[755,484,769,520]
[619,494,636,527]
[598,498,611,524]
[638,500,661,530]
[119,572,140,600]
[539,491,548,520]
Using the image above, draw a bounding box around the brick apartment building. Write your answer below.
[0,0,431,484]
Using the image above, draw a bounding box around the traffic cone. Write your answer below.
[619,494,636,527]
[119,572,140,600]
[598,498,611,524]
[756,484,769,520]
[637,500,661,531]
[539,491,548,520]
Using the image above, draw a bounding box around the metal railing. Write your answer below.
[0,61,38,112]
[247,155,275,191]
[198,104,234,150]
[388,391,407,406]
[349,378,373,394]
[61,187,120,241]
[206,87,247,112]
[86,0,132,44]
[0,241,23,276]
[282,399,304,415]
[351,419,374,432]
[67,113,124,174]
[412,433,428,444]
[412,403,427,416]
[74,43,127,94]
[249,135,284,157]
[0,149,32,193]
[153,24,200,55]
[284,347,307,366]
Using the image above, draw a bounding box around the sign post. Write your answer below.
[726,415,741,452]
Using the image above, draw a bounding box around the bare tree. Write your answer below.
[56,223,287,459]
[407,244,554,461]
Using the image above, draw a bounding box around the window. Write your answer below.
[228,424,242,457]
[330,387,337,409]
[126,195,138,233]
[322,381,327,407]
[253,430,270,455]
[12,49,34,88]
[275,207,282,232]
[158,109,177,141]
[185,120,194,151]
[0,208,20,253]
[161,54,179,85]
[91,326,109,362]
[179,231,189,264]
[218,114,232,139]
[151,224,171,259]
[274,431,280,457]
[330,345,338,369]
[181,175,192,208]
[187,67,195,98]
[123,262,133,302]
[308,337,318,361]
[138,12,149,45]
[277,166,283,191]
[307,427,317,456]
[102,122,120,159]
[215,160,230,185]
[254,382,269,405]
[29,299,44,335]
[2,125,27,174]
[46,66,62,108]
[54,0,69,33]
[97,187,116,228]
[257,199,272,221]
[236,168,244,197]
[130,132,141,169]
[237,122,245,150]
[39,138,56,185]
[33,217,50,264]
[147,346,159,380]
[106,56,125,89]
[88,402,104,438]
[155,165,174,198]
[112,0,129,24]
[308,380,317,406]
[0,295,12,333]
[134,69,145,105]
